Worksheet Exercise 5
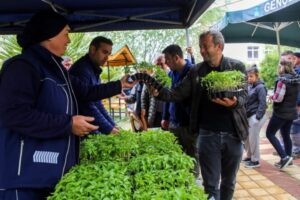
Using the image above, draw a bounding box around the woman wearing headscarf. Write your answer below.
[0,11,133,199]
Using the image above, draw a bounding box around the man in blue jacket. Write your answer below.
[0,11,133,200]
[161,45,194,156]
[70,36,119,134]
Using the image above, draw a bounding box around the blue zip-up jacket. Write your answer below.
[70,54,115,134]
[0,45,121,189]
[162,59,192,126]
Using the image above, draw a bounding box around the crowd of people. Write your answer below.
[0,10,300,200]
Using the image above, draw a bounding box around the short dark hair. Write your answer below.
[281,50,294,57]
[90,36,113,50]
[247,66,259,74]
[162,44,183,58]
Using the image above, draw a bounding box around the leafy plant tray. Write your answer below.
[208,88,245,99]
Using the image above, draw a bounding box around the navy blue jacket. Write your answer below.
[162,59,192,126]
[0,45,121,189]
[246,80,267,120]
[70,54,115,134]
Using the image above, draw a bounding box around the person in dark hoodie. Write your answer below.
[266,60,300,169]
[70,36,119,135]
[0,11,133,199]
[243,66,267,168]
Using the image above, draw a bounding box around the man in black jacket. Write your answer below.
[154,30,248,200]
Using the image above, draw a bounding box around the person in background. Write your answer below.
[161,44,194,157]
[0,11,132,199]
[186,46,196,64]
[290,52,300,158]
[140,75,165,129]
[281,50,295,64]
[70,36,119,135]
[154,54,170,73]
[272,50,296,156]
[153,30,248,200]
[122,75,145,132]
[243,66,267,168]
[266,60,299,169]
[62,56,73,70]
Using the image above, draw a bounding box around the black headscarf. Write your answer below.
[17,10,69,49]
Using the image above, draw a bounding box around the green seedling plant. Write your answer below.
[48,162,131,200]
[201,70,245,93]
[49,130,206,200]
[134,61,171,87]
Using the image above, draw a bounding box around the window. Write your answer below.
[247,46,259,59]
[264,47,273,55]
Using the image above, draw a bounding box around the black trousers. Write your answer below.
[169,124,200,177]
[198,129,243,200]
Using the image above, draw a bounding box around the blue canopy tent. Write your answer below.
[213,0,300,54]
[0,0,214,34]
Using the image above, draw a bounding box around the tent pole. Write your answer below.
[107,62,112,117]
[275,23,281,56]
[185,28,192,61]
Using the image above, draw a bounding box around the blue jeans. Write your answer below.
[197,129,243,200]
[266,114,293,158]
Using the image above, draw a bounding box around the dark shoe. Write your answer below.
[274,160,293,168]
[245,161,260,168]
[242,157,251,163]
[275,156,293,169]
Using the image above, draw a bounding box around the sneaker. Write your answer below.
[274,160,293,168]
[245,161,260,168]
[275,156,293,169]
[242,157,251,163]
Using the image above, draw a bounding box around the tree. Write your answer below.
[0,33,90,68]
[260,52,279,89]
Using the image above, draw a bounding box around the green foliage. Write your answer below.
[80,129,182,164]
[65,33,91,62]
[260,53,279,89]
[0,35,21,67]
[100,67,125,82]
[50,130,206,200]
[201,70,245,92]
[134,61,171,87]
[133,185,206,200]
[127,154,194,173]
[48,162,132,200]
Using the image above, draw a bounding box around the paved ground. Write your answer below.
[233,138,300,200]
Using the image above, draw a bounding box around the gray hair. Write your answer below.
[199,30,225,50]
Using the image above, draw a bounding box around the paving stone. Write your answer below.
[239,181,260,189]
[247,188,269,197]
[274,193,297,200]
[249,174,267,181]
[235,182,243,190]
[242,168,259,175]
[233,189,251,198]
[237,175,251,182]
[255,180,275,187]
[291,174,300,180]
[265,186,286,195]
[255,196,277,200]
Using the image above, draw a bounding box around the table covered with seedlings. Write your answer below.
[48,130,207,200]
